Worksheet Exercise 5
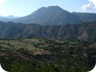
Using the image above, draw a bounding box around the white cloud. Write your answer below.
[0,0,7,7]
[82,0,96,11]
[90,0,96,7]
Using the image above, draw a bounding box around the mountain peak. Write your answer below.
[14,6,81,24]
[40,6,62,9]
[39,6,69,13]
[46,6,62,9]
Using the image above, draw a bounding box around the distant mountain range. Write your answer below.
[0,6,96,41]
[72,12,96,22]
[0,21,96,41]
[0,15,16,22]
[0,6,96,25]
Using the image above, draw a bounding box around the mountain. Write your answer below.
[6,15,16,19]
[14,6,81,25]
[13,6,96,24]
[73,12,96,22]
[12,6,96,25]
[0,17,10,22]
[0,16,4,18]
[1,6,96,25]
[0,15,16,22]
[0,21,96,41]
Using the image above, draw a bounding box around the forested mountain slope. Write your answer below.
[0,21,96,41]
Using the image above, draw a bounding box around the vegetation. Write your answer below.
[0,38,96,72]
[0,6,96,72]
[0,21,96,42]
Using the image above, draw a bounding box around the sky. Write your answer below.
[0,0,96,17]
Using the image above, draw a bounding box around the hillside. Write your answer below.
[0,15,16,22]
[73,13,96,22]
[0,38,96,72]
[0,21,96,41]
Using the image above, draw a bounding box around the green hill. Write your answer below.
[0,38,96,72]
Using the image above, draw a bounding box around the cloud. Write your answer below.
[0,0,7,7]
[90,0,96,7]
[82,0,96,11]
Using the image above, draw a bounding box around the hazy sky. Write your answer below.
[0,0,96,17]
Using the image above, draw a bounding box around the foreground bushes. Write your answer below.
[10,59,88,72]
